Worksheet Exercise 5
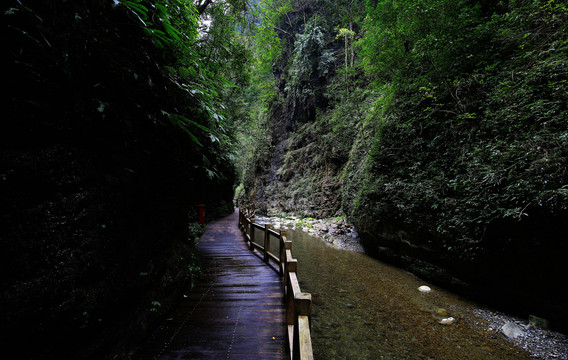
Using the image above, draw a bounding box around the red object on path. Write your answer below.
[196,204,205,224]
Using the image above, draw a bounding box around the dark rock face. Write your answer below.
[244,98,344,219]
[1,1,234,358]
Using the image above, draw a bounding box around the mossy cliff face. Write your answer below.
[1,1,234,358]
[240,1,568,332]
[248,103,345,218]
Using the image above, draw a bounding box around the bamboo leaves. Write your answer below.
[121,0,149,22]
[117,0,197,48]
[115,0,244,151]
[161,109,227,148]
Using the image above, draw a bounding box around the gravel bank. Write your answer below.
[471,308,568,359]
[254,215,364,252]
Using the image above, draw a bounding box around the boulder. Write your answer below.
[501,321,524,339]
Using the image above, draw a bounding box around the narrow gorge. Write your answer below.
[236,0,568,334]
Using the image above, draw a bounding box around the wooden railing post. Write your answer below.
[295,293,312,321]
[293,293,313,360]
[279,230,287,276]
[249,219,255,250]
[263,224,271,263]
[283,239,292,287]
[285,254,297,326]
[238,211,313,360]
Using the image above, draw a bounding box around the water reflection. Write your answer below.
[285,229,530,360]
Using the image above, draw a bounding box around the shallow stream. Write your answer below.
[282,229,532,360]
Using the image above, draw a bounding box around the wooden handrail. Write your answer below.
[238,209,314,360]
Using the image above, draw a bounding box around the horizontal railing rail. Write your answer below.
[238,209,314,360]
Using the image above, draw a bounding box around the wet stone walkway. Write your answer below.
[135,210,286,359]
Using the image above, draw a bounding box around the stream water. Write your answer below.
[277,229,533,360]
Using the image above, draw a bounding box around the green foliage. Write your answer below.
[188,222,205,243]
[285,16,334,107]
[234,183,244,199]
[115,0,251,162]
[186,251,203,278]
[3,1,245,357]
[149,300,161,312]
[251,0,292,104]
[234,0,566,265]
[351,0,568,256]
[360,0,482,88]
[233,0,292,195]
[118,0,198,51]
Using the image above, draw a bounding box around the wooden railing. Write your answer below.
[238,210,314,360]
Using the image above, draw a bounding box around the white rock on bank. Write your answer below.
[501,321,524,339]
[418,285,432,293]
[439,317,455,325]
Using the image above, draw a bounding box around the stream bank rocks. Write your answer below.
[253,215,364,252]
[502,321,525,339]
[472,308,568,359]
